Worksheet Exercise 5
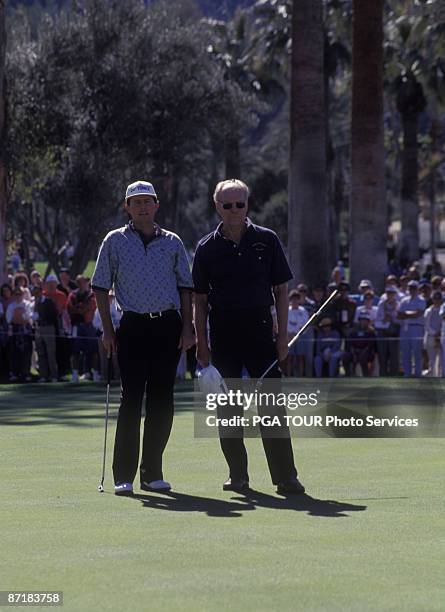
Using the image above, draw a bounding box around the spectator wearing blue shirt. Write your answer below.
[397,280,426,377]
[350,279,380,306]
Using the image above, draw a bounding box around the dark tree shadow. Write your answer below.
[132,489,367,518]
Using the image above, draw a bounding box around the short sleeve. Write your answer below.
[192,245,210,294]
[174,238,194,289]
[270,233,293,285]
[91,236,114,291]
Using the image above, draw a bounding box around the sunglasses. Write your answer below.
[218,201,246,210]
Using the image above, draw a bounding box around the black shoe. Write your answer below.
[276,478,305,495]
[223,478,250,492]
[140,479,172,493]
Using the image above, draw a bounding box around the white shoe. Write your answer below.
[141,479,171,492]
[80,372,91,381]
[114,482,134,496]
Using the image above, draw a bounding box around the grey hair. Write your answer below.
[213,179,249,202]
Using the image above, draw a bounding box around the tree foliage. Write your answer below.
[6,0,258,274]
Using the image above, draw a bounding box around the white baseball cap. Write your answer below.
[359,279,373,289]
[125,181,157,200]
[45,274,58,283]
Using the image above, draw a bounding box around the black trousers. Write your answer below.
[113,310,182,484]
[209,308,298,485]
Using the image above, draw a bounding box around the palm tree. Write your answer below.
[204,9,261,178]
[395,71,426,266]
[349,0,387,291]
[385,0,444,266]
[288,0,329,287]
[0,0,6,281]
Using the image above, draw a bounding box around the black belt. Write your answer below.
[123,309,177,319]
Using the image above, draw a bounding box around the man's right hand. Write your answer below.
[102,329,117,357]
[196,342,211,368]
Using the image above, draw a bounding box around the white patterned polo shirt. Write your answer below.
[92,222,193,313]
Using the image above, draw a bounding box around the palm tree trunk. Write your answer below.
[349,0,386,292]
[288,0,328,288]
[0,1,7,282]
[324,35,338,266]
[399,112,420,265]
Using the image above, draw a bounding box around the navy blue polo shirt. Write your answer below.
[192,219,293,310]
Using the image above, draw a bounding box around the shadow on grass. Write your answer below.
[132,490,366,518]
[0,381,196,427]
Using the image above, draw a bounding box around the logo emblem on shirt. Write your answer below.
[252,242,267,252]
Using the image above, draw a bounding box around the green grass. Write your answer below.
[33,261,96,278]
[1,382,443,611]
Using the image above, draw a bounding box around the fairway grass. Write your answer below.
[1,382,443,612]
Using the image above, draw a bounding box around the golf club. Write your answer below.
[257,289,340,384]
[97,354,113,493]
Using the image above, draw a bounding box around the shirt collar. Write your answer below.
[128,220,164,238]
[214,217,254,240]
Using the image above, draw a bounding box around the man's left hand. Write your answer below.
[276,335,289,362]
[178,327,195,351]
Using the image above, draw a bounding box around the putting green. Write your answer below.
[1,382,443,611]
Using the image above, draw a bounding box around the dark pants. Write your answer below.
[9,325,33,379]
[209,308,298,485]
[113,310,182,485]
[377,330,400,376]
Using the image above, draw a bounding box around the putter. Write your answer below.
[257,289,339,385]
[97,354,113,493]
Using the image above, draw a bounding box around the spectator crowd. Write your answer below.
[0,269,121,383]
[2,260,445,382]
[284,262,445,378]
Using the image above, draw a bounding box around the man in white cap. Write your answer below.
[92,180,194,496]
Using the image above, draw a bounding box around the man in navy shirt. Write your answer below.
[193,179,304,495]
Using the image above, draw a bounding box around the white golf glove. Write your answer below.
[198,364,229,395]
